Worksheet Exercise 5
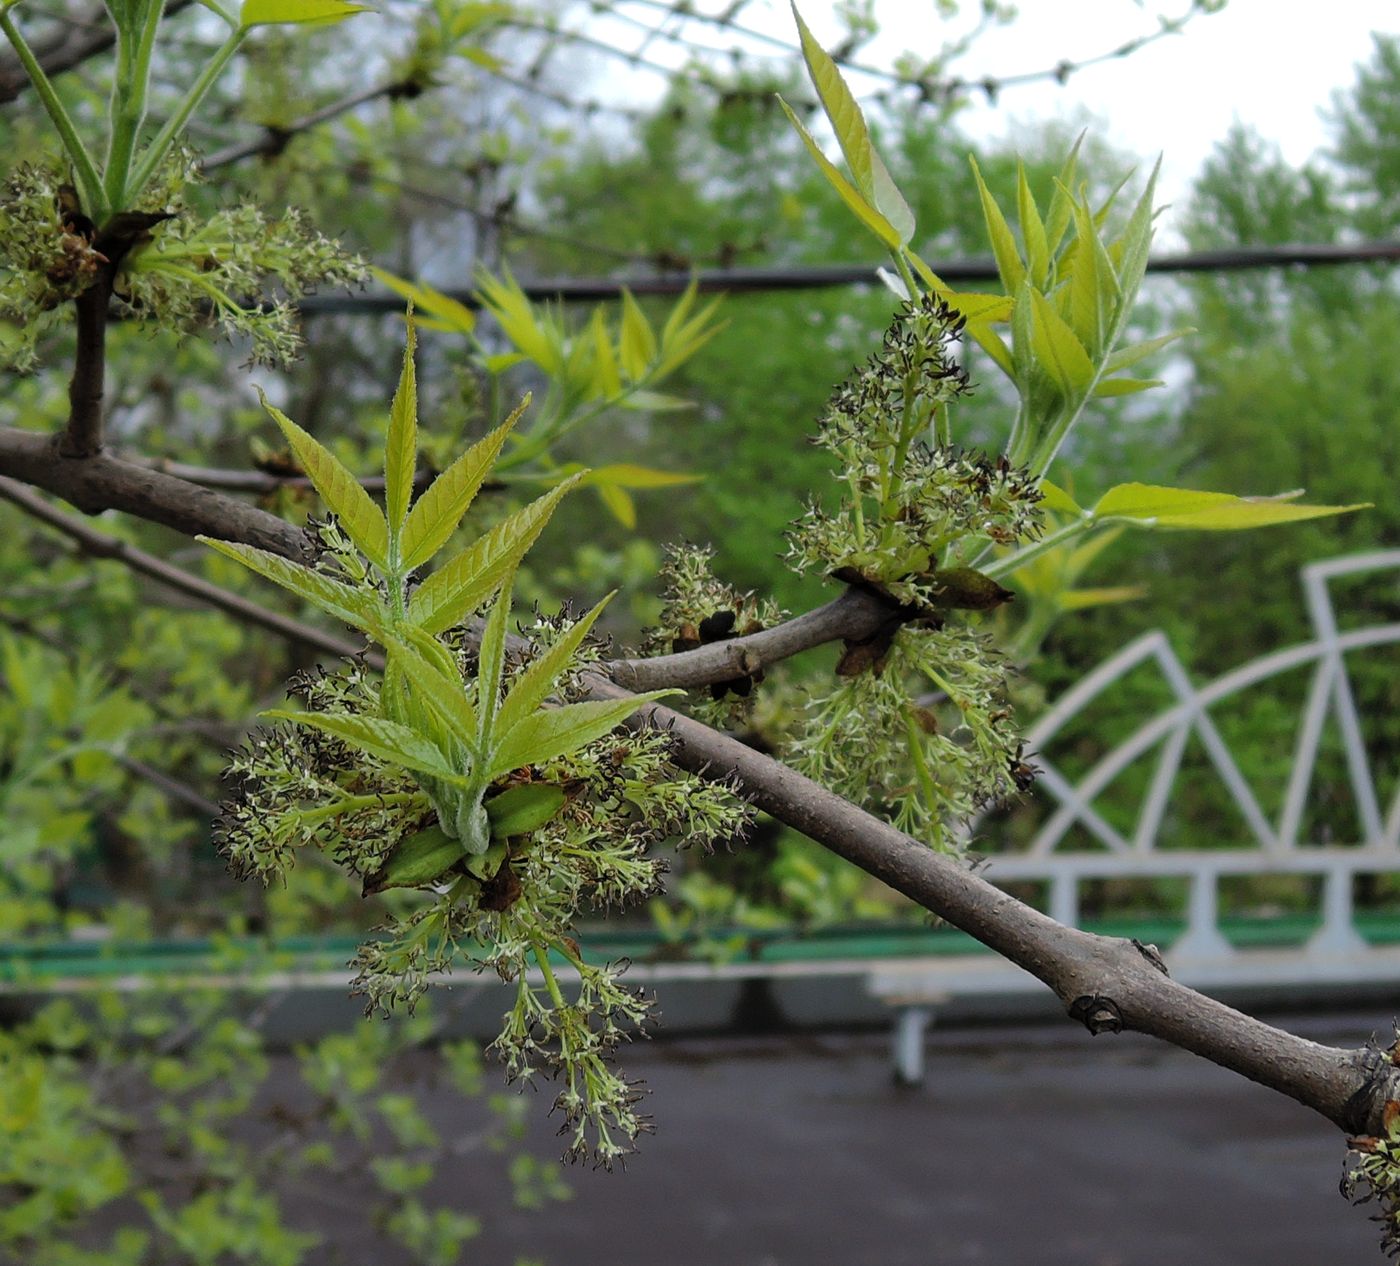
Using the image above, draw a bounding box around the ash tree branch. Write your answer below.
[0,475,361,660]
[587,674,1400,1139]
[5,425,1395,1142]
[60,269,113,458]
[201,80,426,172]
[113,752,219,818]
[0,428,310,559]
[606,585,900,690]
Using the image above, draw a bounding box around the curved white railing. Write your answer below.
[967,550,1400,962]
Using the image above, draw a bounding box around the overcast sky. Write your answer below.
[598,0,1398,242]
[944,0,1398,238]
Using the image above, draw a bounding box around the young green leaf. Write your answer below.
[618,290,657,381]
[1058,585,1147,612]
[199,538,383,633]
[408,476,581,635]
[240,0,366,27]
[791,3,871,193]
[588,308,622,398]
[384,314,418,536]
[867,147,915,248]
[259,391,389,569]
[264,710,462,780]
[371,267,476,334]
[475,268,562,374]
[487,692,676,779]
[778,98,905,249]
[1037,480,1083,516]
[399,396,529,572]
[475,569,515,744]
[1103,159,1160,350]
[1104,329,1191,375]
[1016,164,1049,289]
[1029,288,1095,394]
[583,464,700,490]
[1092,377,1163,397]
[382,634,478,754]
[485,782,566,838]
[1065,194,1113,357]
[1092,483,1370,530]
[597,484,635,528]
[494,592,613,738]
[969,157,1026,294]
[1042,134,1084,257]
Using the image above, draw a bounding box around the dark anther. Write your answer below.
[479,858,522,912]
[698,610,737,642]
[1068,994,1123,1035]
[671,621,701,654]
[1007,742,1040,793]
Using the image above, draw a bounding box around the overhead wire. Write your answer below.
[295,241,1400,317]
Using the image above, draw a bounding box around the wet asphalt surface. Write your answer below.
[294,1009,1394,1265]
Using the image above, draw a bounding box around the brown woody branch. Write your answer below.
[0,475,364,661]
[0,428,309,559]
[606,585,898,691]
[587,674,1400,1138]
[60,272,113,458]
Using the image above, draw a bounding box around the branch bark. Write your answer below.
[0,429,309,559]
[586,674,1400,1138]
[0,474,365,660]
[606,586,895,690]
[60,273,113,458]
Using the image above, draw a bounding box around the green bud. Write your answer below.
[486,782,566,839]
[464,838,509,881]
[931,567,1015,611]
[363,824,462,895]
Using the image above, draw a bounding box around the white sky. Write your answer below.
[942,0,1399,239]
[594,0,1400,242]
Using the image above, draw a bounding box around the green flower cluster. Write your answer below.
[641,542,786,723]
[120,196,367,367]
[1342,1039,1400,1257]
[0,149,364,371]
[206,334,751,1163]
[221,619,747,1165]
[0,162,107,370]
[788,623,1025,852]
[787,294,1042,608]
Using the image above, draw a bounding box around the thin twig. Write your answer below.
[201,79,411,171]
[114,752,219,817]
[0,474,367,661]
[0,427,311,559]
[60,273,113,458]
[0,0,192,104]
